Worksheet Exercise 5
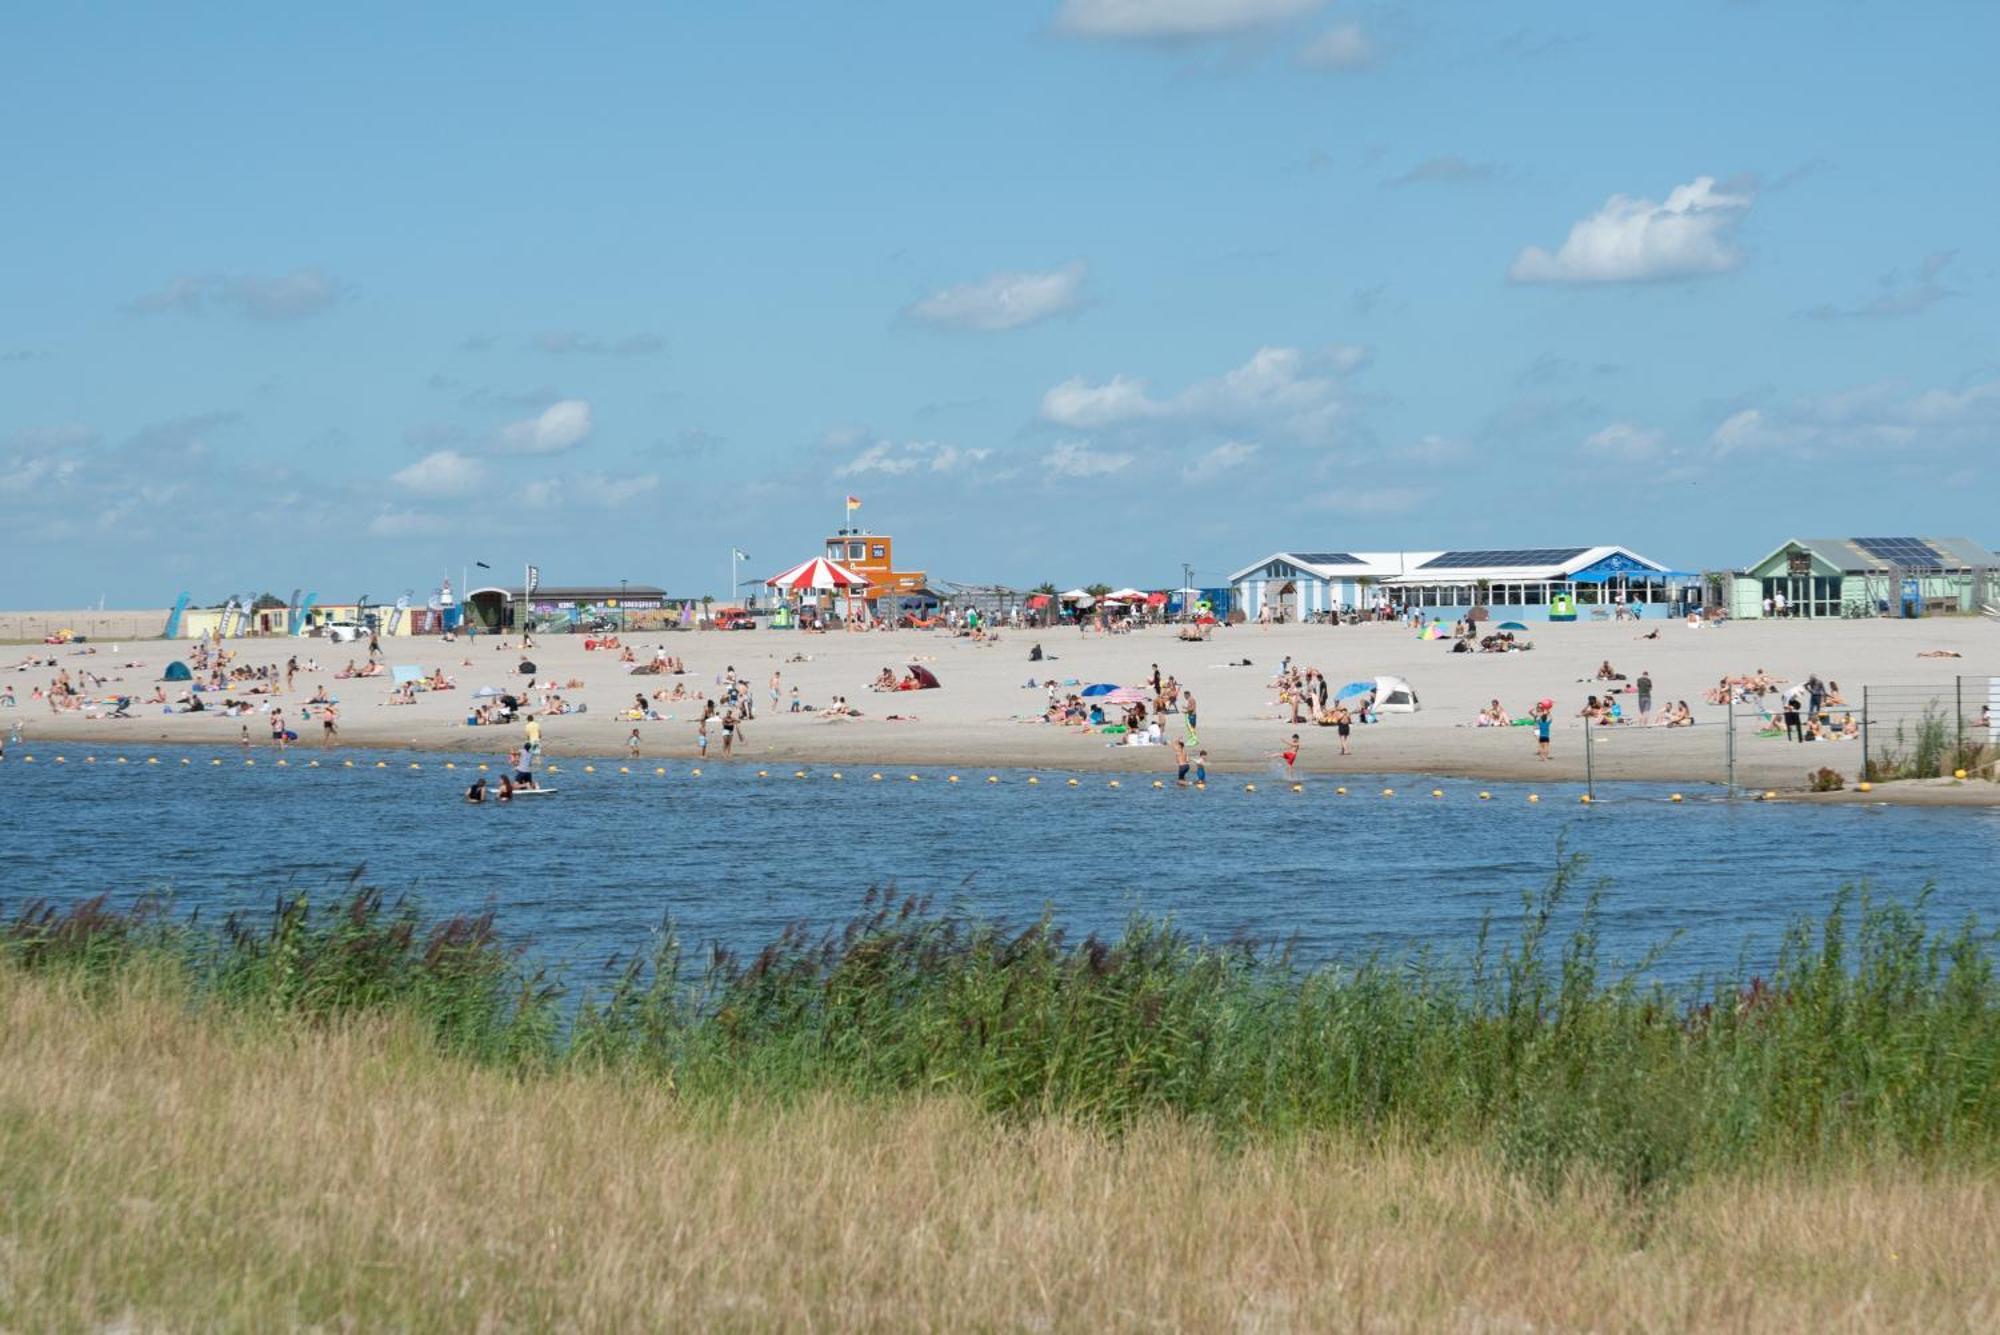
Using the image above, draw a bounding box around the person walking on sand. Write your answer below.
[627,727,642,759]
[769,670,782,714]
[1532,699,1554,761]
[321,703,338,745]
[696,714,709,760]
[1636,669,1653,721]
[1330,701,1353,755]
[721,709,742,757]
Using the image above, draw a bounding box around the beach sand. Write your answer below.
[8,616,1995,792]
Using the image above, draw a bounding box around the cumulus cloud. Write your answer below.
[1055,0,1328,40]
[1180,440,1259,481]
[1805,251,1958,320]
[1045,441,1134,478]
[1582,422,1667,461]
[130,267,344,320]
[1509,177,1752,284]
[1041,345,1365,445]
[496,399,593,455]
[907,263,1086,332]
[530,331,666,356]
[836,439,994,477]
[393,450,487,497]
[1297,21,1373,69]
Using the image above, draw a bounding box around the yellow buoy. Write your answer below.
[1195,780,1206,789]
[1579,794,1592,805]
[656,767,666,775]
[84,756,95,764]
[445,762,456,770]
[1954,768,1968,781]
[585,765,596,774]
[1478,791,1491,800]
[1763,790,1777,801]
[1431,788,1443,798]
[54,756,66,764]
[1335,786,1347,795]
[795,770,806,779]
[147,757,158,765]
[1857,780,1873,792]
[478,763,488,771]
[1026,776,1039,785]
[756,769,768,778]
[1066,778,1079,787]
[275,759,287,767]
[410,762,422,770]
[620,766,631,774]
[1527,793,1539,803]
[212,758,223,766]
[692,768,703,776]
[1290,782,1302,793]
[987,775,999,784]
[908,774,920,782]
[1152,780,1164,789]
[948,775,960,783]
[343,760,354,767]
[375,761,387,769]
[831,771,843,780]
[1245,783,1257,792]
[1382,788,1395,797]
[308,760,319,767]
[1670,793,1683,803]
[181,758,192,766]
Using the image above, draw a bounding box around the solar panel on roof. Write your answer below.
[1852,538,1946,567]
[1291,552,1361,566]
[1417,548,1588,570]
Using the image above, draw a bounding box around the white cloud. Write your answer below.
[836,439,993,477]
[1806,251,1958,320]
[130,267,343,320]
[1710,378,2000,458]
[907,263,1086,332]
[1582,422,1667,461]
[1297,22,1373,69]
[1509,176,1752,284]
[520,472,661,509]
[393,450,487,497]
[496,399,593,455]
[1055,0,1327,40]
[1181,440,1259,481]
[1042,345,1363,445]
[1045,442,1134,478]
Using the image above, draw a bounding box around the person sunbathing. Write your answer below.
[872,667,899,691]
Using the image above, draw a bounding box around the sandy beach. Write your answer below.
[10,615,1995,793]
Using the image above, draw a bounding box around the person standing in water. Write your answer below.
[627,727,642,758]
[1173,737,1190,786]
[1532,700,1554,761]
[1272,732,1301,777]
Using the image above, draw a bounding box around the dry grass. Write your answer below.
[1,965,1994,1332]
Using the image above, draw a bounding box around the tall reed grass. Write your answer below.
[7,856,1995,1195]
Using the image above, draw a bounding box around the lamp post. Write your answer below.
[620,578,629,631]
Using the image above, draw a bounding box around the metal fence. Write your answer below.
[1861,676,1999,781]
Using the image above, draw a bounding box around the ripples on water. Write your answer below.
[3,747,1995,987]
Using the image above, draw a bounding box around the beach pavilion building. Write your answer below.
[1724,537,1998,618]
[1228,547,1690,622]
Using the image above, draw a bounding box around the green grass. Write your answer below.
[7,857,1996,1196]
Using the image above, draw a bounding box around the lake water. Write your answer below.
[3,746,1996,989]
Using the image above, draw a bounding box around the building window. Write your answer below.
[871,545,885,560]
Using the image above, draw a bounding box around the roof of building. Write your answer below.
[1748,537,1998,573]
[467,584,668,600]
[1229,546,1675,585]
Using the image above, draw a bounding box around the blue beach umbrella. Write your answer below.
[1336,681,1373,699]
[1080,683,1118,697]
[1498,621,1528,631]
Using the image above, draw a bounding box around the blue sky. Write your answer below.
[3,1,1995,607]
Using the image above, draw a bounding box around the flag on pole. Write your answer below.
[845,495,861,511]
[526,565,540,594]
[732,548,750,561]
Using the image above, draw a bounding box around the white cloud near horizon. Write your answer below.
[1041,345,1366,445]
[1181,440,1259,481]
[1582,422,1668,461]
[1510,177,1752,284]
[495,399,593,454]
[521,472,661,509]
[1710,377,2000,457]
[1045,441,1134,478]
[836,439,993,477]
[130,267,344,321]
[907,263,1086,332]
[392,449,487,497]
[1054,0,1327,40]
[367,508,454,539]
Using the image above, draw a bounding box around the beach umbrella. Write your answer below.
[1101,686,1149,705]
[519,660,537,676]
[907,664,941,689]
[1420,622,1449,641]
[1498,621,1528,631]
[1107,588,1147,602]
[474,685,504,698]
[1079,682,1118,697]
[1335,681,1373,699]
[765,555,871,593]
[392,664,424,685]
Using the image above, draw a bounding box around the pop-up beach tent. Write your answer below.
[1373,675,1420,712]
[162,660,193,682]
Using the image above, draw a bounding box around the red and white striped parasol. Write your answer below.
[765,556,872,593]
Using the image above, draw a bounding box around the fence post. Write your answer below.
[1861,686,1871,781]
[1726,693,1736,796]
[1584,712,1594,800]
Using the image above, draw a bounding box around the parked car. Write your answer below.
[325,620,369,643]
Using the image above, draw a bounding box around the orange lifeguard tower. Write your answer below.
[824,528,928,605]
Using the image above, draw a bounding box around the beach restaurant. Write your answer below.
[1725,537,1999,619]
[1229,547,1690,622]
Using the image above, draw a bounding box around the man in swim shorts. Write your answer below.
[1173,737,1190,785]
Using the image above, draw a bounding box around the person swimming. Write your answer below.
[466,776,487,803]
